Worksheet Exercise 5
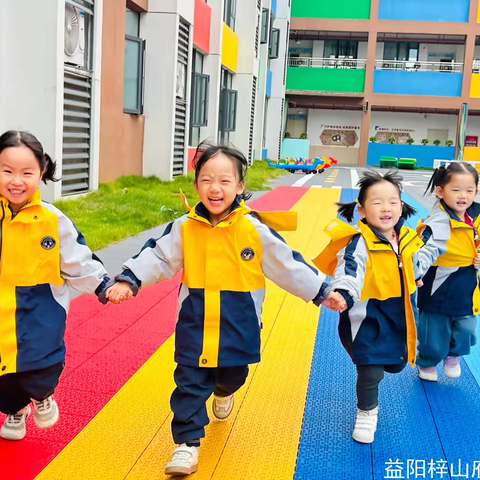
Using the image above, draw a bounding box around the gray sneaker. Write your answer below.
[32,395,59,429]
[212,394,234,420]
[0,405,31,440]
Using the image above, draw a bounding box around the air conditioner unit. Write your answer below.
[64,3,85,67]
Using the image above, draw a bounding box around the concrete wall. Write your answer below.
[99,0,144,183]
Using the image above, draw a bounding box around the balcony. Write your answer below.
[286,57,366,95]
[290,0,370,20]
[373,60,463,97]
[471,59,480,97]
[378,0,469,23]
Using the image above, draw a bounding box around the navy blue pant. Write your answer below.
[0,362,64,414]
[356,364,406,411]
[170,364,249,445]
[416,312,477,368]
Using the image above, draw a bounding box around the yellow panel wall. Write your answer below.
[470,74,480,97]
[221,23,238,73]
[464,147,480,161]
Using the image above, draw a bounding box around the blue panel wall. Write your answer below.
[266,68,272,98]
[367,143,456,168]
[378,0,469,22]
[281,139,310,159]
[271,0,277,17]
[262,148,268,160]
[373,71,462,97]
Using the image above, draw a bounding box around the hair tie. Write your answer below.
[354,199,359,204]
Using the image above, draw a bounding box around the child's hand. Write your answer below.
[322,291,348,313]
[416,279,424,287]
[106,282,134,304]
[474,254,480,270]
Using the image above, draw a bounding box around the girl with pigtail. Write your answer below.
[313,170,440,445]
[416,162,480,382]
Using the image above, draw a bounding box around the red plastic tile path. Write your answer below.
[0,186,308,479]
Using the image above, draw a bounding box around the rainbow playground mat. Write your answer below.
[1,186,480,480]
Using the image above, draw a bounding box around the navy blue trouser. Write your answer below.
[170,364,249,445]
[0,362,64,414]
[356,364,406,411]
[416,312,477,368]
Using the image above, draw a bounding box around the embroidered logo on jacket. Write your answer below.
[241,248,255,261]
[41,236,56,250]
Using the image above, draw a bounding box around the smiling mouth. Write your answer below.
[209,197,223,206]
[380,216,392,221]
[8,189,25,196]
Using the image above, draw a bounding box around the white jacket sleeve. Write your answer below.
[123,216,186,287]
[326,234,367,307]
[247,215,327,303]
[52,206,109,294]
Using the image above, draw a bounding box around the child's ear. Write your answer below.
[357,205,366,219]
[236,181,245,195]
[435,186,444,199]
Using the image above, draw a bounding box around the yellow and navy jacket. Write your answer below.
[313,218,437,367]
[0,191,109,376]
[417,200,480,317]
[119,198,327,368]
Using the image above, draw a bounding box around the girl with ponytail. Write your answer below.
[416,161,480,382]
[0,131,110,441]
[313,169,439,445]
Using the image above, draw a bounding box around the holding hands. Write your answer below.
[474,254,480,270]
[106,282,134,304]
[322,291,348,313]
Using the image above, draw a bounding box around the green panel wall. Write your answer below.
[291,0,371,19]
[286,67,365,94]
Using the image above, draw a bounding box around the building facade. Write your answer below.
[0,0,289,201]
[285,0,480,167]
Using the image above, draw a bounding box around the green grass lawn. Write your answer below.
[55,161,286,251]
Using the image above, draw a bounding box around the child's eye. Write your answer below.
[222,180,231,184]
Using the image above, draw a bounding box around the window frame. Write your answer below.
[261,9,269,44]
[224,0,236,30]
[123,34,146,115]
[191,72,210,127]
[222,88,238,132]
[269,28,280,59]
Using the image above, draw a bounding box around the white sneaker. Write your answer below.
[165,444,199,476]
[352,406,378,444]
[212,394,234,420]
[0,405,31,441]
[418,366,438,382]
[32,395,59,429]
[443,356,461,379]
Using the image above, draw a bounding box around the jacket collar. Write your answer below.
[0,190,42,212]
[188,196,247,227]
[360,217,405,245]
[440,199,480,225]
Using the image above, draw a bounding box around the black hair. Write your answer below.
[337,169,416,223]
[425,161,479,195]
[0,130,58,184]
[192,140,252,201]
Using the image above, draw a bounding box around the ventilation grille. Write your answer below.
[257,0,261,10]
[283,21,289,85]
[278,98,284,159]
[248,77,257,165]
[255,14,260,59]
[173,20,190,177]
[62,70,92,195]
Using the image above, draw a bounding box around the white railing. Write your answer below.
[375,60,463,73]
[288,57,366,69]
[473,59,480,73]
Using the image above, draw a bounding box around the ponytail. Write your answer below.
[402,202,416,219]
[425,165,448,195]
[336,201,357,223]
[41,153,58,184]
[425,162,479,195]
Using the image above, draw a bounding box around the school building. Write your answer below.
[284,0,480,167]
[0,0,289,201]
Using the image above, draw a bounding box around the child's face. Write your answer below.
[194,152,245,225]
[436,173,477,219]
[0,146,42,211]
[358,181,403,237]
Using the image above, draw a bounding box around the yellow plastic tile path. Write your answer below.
[36,188,340,480]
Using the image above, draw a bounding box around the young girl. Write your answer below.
[416,162,480,382]
[313,170,439,444]
[106,142,332,476]
[0,131,110,441]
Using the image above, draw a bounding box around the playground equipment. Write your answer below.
[267,157,338,174]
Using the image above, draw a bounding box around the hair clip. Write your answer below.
[354,199,359,204]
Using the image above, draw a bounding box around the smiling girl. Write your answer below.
[106,142,333,476]
[0,130,110,441]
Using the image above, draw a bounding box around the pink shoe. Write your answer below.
[443,356,461,378]
[418,366,437,381]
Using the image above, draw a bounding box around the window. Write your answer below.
[123,9,146,114]
[219,69,237,142]
[270,29,280,59]
[261,9,269,44]
[384,42,419,62]
[224,0,236,30]
[189,51,210,147]
[324,40,358,59]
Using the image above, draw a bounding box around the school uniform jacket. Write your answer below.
[0,191,109,376]
[417,200,480,317]
[119,198,327,368]
[313,218,439,366]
